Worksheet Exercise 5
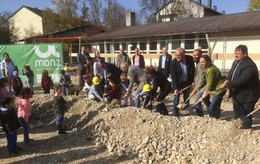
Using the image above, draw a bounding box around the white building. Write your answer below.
[156,0,221,22]
[8,6,45,42]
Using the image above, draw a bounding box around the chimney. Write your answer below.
[197,0,201,4]
[222,11,225,15]
[208,0,212,9]
[213,5,217,11]
[126,12,135,26]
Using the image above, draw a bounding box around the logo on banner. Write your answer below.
[34,45,60,58]
[34,45,62,67]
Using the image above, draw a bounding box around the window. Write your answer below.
[106,43,110,53]
[121,43,126,50]
[99,43,104,53]
[150,37,157,51]
[199,34,208,49]
[185,34,195,49]
[130,42,137,51]
[114,43,120,51]
[172,35,181,50]
[140,41,146,51]
[160,36,169,49]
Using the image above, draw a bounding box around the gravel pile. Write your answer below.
[14,94,260,163]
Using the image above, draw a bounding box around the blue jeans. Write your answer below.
[18,116,30,143]
[233,99,256,129]
[134,89,142,108]
[172,87,190,117]
[56,114,64,132]
[204,91,226,119]
[194,92,210,117]
[5,131,17,153]
[62,86,70,96]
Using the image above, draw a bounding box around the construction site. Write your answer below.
[0,74,260,164]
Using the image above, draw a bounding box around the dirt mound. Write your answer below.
[1,93,260,163]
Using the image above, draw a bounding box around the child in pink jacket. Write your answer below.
[17,87,34,145]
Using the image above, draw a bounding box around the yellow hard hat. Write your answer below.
[64,66,70,71]
[143,84,151,92]
[120,74,127,80]
[92,76,100,85]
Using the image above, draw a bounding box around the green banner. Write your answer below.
[0,43,63,85]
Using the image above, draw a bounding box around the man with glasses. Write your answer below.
[220,45,259,129]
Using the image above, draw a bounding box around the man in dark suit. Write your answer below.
[220,45,259,129]
[170,47,195,117]
[97,58,122,85]
[158,47,172,78]
[77,46,90,92]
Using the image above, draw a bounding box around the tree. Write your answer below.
[103,0,126,30]
[139,0,170,23]
[43,0,88,32]
[88,0,103,26]
[0,11,18,44]
[139,0,189,23]
[248,0,260,11]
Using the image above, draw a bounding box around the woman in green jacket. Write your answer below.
[199,55,226,119]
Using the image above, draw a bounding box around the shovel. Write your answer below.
[233,105,260,129]
[153,85,192,106]
[180,99,201,115]
[242,105,260,120]
[176,94,194,109]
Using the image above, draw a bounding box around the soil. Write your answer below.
[0,74,260,164]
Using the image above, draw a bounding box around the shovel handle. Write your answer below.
[242,106,260,120]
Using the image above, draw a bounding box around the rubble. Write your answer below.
[0,90,260,163]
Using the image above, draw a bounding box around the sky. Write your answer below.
[0,0,250,15]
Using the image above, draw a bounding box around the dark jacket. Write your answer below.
[158,54,172,77]
[150,71,171,101]
[0,107,21,132]
[170,55,195,90]
[53,95,67,114]
[150,71,171,94]
[103,62,122,83]
[77,52,90,71]
[132,54,145,69]
[226,56,259,103]
[60,75,71,87]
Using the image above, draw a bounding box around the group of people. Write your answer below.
[78,45,259,130]
[0,53,69,156]
[0,43,258,156]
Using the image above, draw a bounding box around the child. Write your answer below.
[0,97,22,156]
[53,85,67,134]
[82,74,92,98]
[138,84,154,110]
[59,70,71,96]
[120,73,132,107]
[22,64,34,94]
[17,87,34,145]
[103,74,121,103]
[11,71,23,96]
[41,70,52,94]
[69,83,77,96]
[64,66,71,78]
[88,76,103,102]
[0,78,14,105]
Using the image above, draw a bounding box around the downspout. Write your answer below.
[205,33,211,58]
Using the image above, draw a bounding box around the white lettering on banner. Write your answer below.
[35,59,61,67]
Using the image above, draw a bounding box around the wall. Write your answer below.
[9,7,43,41]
